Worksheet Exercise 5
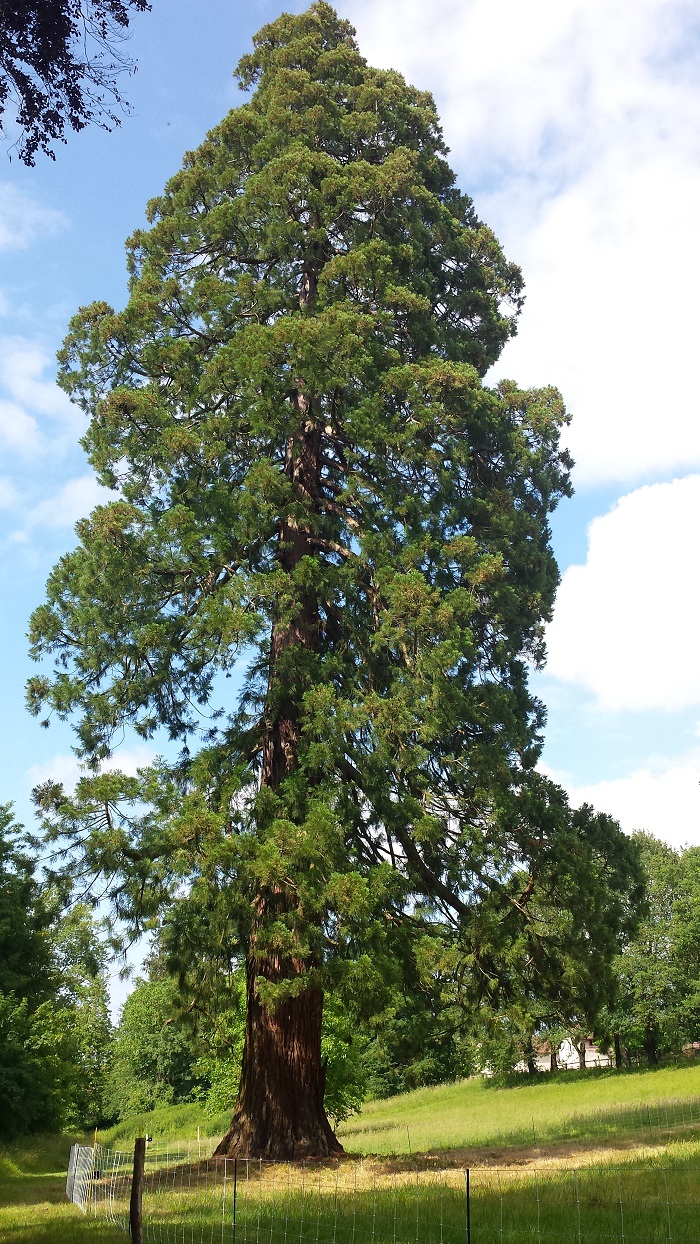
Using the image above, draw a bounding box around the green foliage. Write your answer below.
[25,3,641,1140]
[599,835,700,1066]
[320,992,369,1123]
[107,977,201,1116]
[0,808,112,1137]
[0,803,54,1005]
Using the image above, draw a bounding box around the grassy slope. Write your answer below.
[338,1063,700,1154]
[6,1064,700,1241]
[96,1063,700,1155]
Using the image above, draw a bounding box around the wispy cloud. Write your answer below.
[26,746,157,793]
[0,398,39,452]
[0,183,68,251]
[0,477,17,508]
[0,337,75,423]
[0,337,84,469]
[21,474,113,532]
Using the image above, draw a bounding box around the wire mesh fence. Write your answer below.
[66,1142,132,1229]
[67,1139,700,1244]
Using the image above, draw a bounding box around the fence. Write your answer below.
[67,1138,700,1243]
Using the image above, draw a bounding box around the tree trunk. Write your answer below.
[614,1033,622,1070]
[216,267,341,1158]
[213,953,341,1159]
[549,1045,558,1072]
[577,1039,587,1070]
[644,1025,659,1068]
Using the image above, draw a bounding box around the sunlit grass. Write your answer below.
[0,1134,124,1243]
[8,1063,700,1242]
[338,1062,700,1154]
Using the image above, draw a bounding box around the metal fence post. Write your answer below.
[233,1157,238,1244]
[465,1168,471,1244]
[129,1137,146,1243]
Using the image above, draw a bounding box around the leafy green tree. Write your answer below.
[602,835,700,1067]
[0,803,54,1004]
[0,808,112,1134]
[28,3,637,1157]
[107,977,200,1117]
[52,904,113,1125]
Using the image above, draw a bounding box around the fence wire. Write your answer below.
[67,1138,700,1244]
[66,1142,131,1229]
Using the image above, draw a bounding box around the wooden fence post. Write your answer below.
[129,1137,146,1243]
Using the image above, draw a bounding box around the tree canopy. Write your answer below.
[29,2,642,1157]
[0,804,112,1138]
[0,0,150,164]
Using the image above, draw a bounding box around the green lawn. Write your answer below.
[7,1064,700,1242]
[338,1062,700,1154]
[0,1134,125,1243]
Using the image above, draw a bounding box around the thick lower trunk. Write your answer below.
[214,955,341,1159]
[614,1033,622,1070]
[214,343,340,1159]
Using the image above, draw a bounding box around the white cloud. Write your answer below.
[490,147,700,485]
[347,0,700,486]
[0,478,17,508]
[0,398,39,451]
[555,751,700,850]
[22,474,113,531]
[0,183,68,251]
[0,338,82,462]
[546,475,700,711]
[26,746,156,792]
[0,338,75,422]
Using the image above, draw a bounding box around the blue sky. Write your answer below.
[2,0,700,1002]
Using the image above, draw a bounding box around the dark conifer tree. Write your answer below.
[29,3,640,1157]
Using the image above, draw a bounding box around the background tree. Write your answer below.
[0,803,53,1005]
[0,0,151,164]
[29,2,638,1158]
[0,806,112,1136]
[602,835,700,1067]
[107,975,202,1117]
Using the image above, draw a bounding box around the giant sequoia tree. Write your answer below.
[29,3,641,1158]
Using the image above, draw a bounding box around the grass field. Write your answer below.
[0,1133,125,1243]
[7,1063,700,1242]
[338,1062,700,1155]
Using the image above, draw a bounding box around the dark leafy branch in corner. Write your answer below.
[0,0,151,164]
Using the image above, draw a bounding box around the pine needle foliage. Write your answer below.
[28,3,640,1155]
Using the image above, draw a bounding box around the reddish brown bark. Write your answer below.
[213,950,342,1159]
[216,280,342,1157]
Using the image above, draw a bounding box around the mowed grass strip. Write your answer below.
[338,1063,700,1154]
[0,1134,125,1244]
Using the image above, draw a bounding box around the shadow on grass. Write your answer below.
[0,1175,67,1207]
[0,1222,125,1243]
